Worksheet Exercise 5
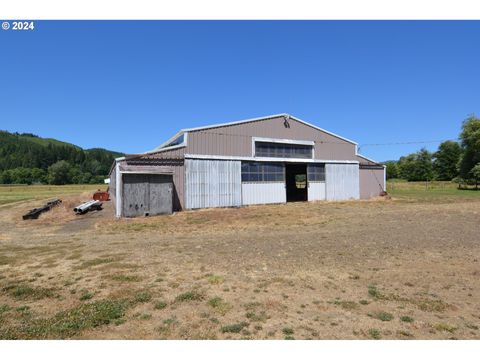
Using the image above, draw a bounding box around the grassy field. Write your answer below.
[0,185,108,206]
[0,183,479,339]
[387,180,480,202]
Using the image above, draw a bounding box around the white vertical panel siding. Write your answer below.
[308,182,326,201]
[185,159,241,209]
[325,164,360,200]
[242,183,286,205]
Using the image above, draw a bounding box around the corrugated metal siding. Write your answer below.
[187,116,358,161]
[109,165,116,202]
[325,164,360,200]
[308,182,326,201]
[242,182,286,205]
[185,159,241,209]
[359,167,385,199]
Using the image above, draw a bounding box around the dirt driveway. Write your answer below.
[0,194,479,339]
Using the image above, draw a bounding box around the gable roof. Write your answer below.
[184,113,358,145]
[152,113,357,152]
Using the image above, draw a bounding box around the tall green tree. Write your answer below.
[471,163,480,186]
[384,160,399,179]
[458,115,480,179]
[398,148,434,181]
[433,141,462,180]
[47,160,73,185]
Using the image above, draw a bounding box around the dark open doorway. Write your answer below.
[285,163,308,202]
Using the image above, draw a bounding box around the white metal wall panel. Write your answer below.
[308,182,326,201]
[242,183,286,205]
[325,164,360,200]
[185,159,241,209]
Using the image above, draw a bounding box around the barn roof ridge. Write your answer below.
[180,113,358,146]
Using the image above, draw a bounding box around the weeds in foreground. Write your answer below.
[134,291,152,303]
[245,311,268,322]
[154,301,167,310]
[79,291,94,301]
[368,311,394,322]
[2,284,56,300]
[175,290,205,302]
[368,328,381,339]
[368,285,383,300]
[433,323,457,333]
[400,316,414,323]
[207,297,232,316]
[156,316,179,336]
[221,322,248,333]
[0,299,130,339]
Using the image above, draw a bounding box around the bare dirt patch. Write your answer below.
[0,193,479,339]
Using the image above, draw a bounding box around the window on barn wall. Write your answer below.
[307,164,325,182]
[163,134,185,148]
[255,142,313,159]
[241,162,284,182]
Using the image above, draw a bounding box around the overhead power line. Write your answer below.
[358,139,458,151]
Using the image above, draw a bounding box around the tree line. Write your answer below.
[384,115,480,183]
[0,131,123,185]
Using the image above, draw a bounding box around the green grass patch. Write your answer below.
[367,285,384,300]
[368,311,394,322]
[0,304,12,314]
[2,284,56,300]
[134,291,152,303]
[0,298,130,339]
[387,181,480,203]
[282,327,294,335]
[368,328,381,339]
[0,185,106,206]
[207,297,232,316]
[221,322,249,333]
[175,290,205,302]
[79,291,94,301]
[154,301,167,310]
[400,316,414,323]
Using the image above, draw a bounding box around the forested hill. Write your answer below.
[0,130,124,184]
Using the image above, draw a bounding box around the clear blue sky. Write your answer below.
[1,21,479,161]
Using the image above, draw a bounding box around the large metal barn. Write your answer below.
[109,114,386,217]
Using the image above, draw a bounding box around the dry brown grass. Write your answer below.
[0,190,479,339]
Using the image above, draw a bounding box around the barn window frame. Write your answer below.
[307,163,325,182]
[252,137,314,160]
[241,161,285,182]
